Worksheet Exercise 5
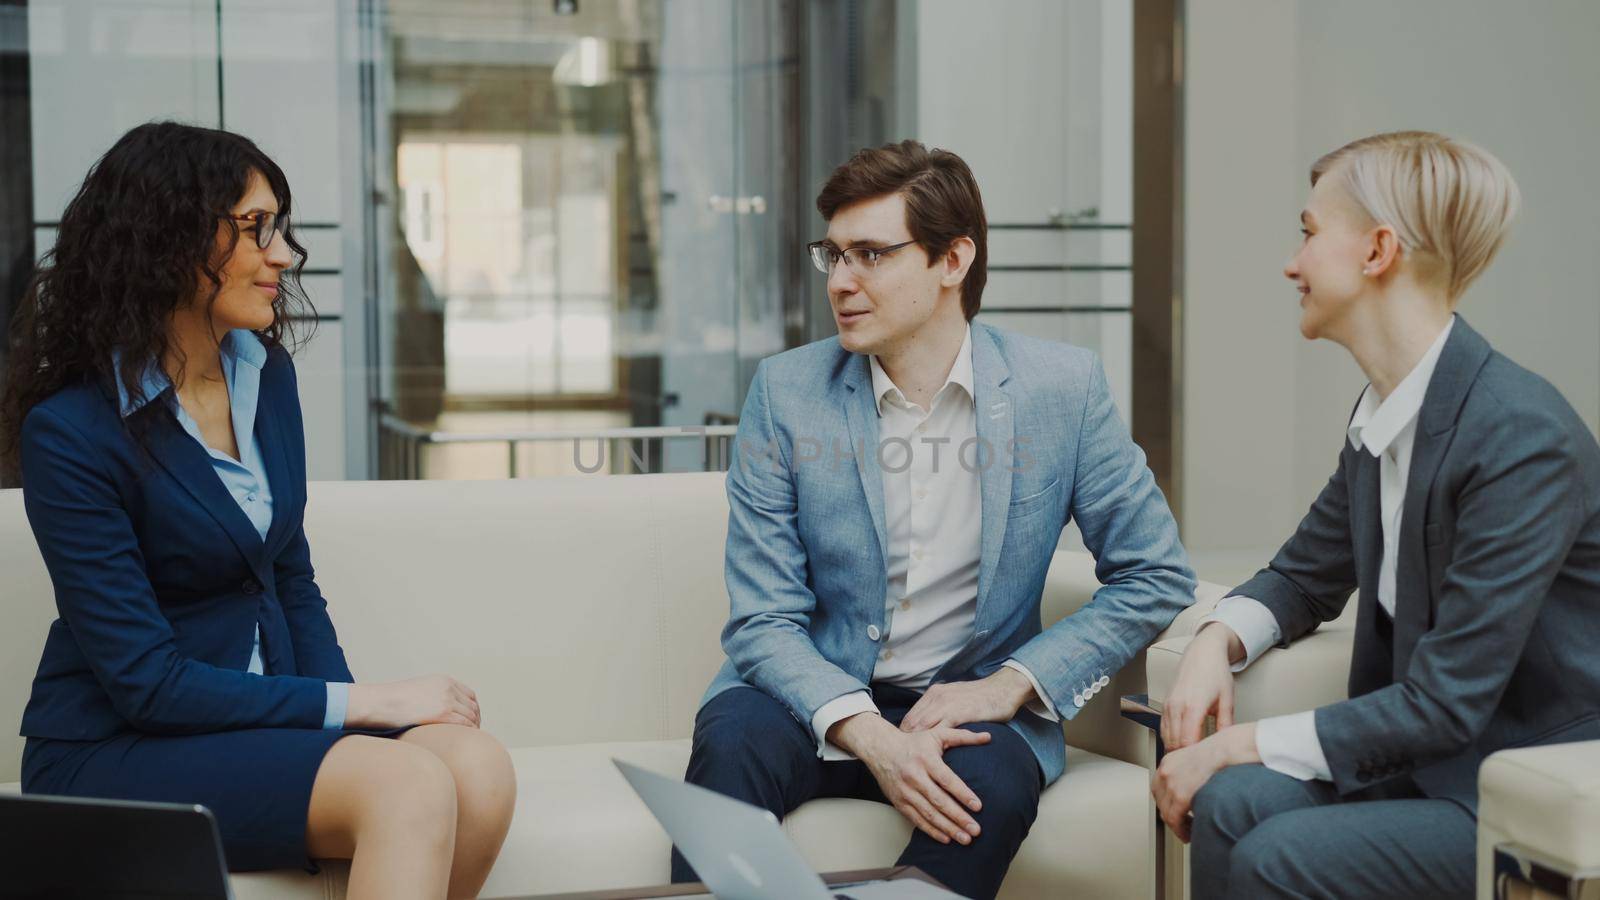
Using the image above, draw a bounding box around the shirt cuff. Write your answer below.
[1196,595,1282,672]
[811,690,879,761]
[1255,710,1332,781]
[1000,659,1060,722]
[323,682,350,730]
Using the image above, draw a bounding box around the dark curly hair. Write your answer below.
[1,121,316,483]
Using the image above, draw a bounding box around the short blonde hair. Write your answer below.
[1311,131,1520,300]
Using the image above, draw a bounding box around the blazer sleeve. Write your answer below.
[20,405,331,734]
[274,522,354,683]
[1313,402,1586,794]
[719,361,869,725]
[269,352,354,683]
[1231,444,1361,644]
[1009,357,1197,714]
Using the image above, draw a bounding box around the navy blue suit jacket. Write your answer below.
[18,343,352,742]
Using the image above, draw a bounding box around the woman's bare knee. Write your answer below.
[400,726,516,898]
[451,730,516,817]
[307,736,459,859]
[402,726,516,818]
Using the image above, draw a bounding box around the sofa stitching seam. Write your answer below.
[650,492,670,740]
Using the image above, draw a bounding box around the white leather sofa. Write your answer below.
[1146,609,1600,900]
[1,472,1229,899]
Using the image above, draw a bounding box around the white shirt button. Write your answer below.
[867,625,881,642]
[913,548,925,561]
[900,598,911,611]
[915,423,926,434]
[881,649,894,661]
[916,488,927,500]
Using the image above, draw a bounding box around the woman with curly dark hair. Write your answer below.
[1,122,514,899]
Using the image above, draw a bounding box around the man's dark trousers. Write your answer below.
[670,683,1044,900]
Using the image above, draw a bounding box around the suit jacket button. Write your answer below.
[242,579,262,595]
[866,625,881,642]
[1072,693,1085,708]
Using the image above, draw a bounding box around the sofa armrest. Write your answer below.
[1476,740,1600,900]
[1149,583,1230,646]
[1145,622,1354,724]
[1043,549,1233,769]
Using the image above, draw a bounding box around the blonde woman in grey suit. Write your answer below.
[1151,131,1600,899]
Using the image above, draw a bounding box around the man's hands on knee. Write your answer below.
[829,712,991,846]
[1160,624,1241,751]
[897,668,1037,733]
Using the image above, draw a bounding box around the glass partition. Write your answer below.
[370,0,804,478]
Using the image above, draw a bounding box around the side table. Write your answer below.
[1123,693,1189,900]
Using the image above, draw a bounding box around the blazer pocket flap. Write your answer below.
[1424,521,1444,547]
[1008,477,1061,517]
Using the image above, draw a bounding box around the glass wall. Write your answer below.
[2,0,1167,487]
[371,0,805,478]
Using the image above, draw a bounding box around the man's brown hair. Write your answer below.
[816,139,988,320]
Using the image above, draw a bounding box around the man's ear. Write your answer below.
[941,236,976,288]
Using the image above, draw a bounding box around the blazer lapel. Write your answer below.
[1346,448,1392,695]
[139,400,268,573]
[972,326,1014,619]
[1349,450,1384,594]
[1393,318,1493,677]
[1393,425,1450,677]
[841,354,889,566]
[254,369,296,551]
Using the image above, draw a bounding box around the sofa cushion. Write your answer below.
[223,737,1156,898]
[489,740,1150,899]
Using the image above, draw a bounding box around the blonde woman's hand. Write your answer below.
[1160,624,1238,751]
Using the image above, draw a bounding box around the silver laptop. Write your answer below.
[615,759,839,900]
[614,759,961,900]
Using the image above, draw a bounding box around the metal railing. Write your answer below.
[378,414,739,480]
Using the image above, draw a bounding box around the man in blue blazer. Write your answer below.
[673,141,1196,898]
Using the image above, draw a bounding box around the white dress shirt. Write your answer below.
[810,326,1059,759]
[1200,316,1456,780]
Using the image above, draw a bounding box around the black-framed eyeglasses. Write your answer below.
[807,239,917,275]
[225,212,289,250]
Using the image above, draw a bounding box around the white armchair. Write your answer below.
[1479,742,1600,900]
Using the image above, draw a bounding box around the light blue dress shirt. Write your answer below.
[117,330,348,729]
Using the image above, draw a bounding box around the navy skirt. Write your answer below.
[21,726,411,872]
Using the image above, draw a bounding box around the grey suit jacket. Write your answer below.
[1234,318,1600,810]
